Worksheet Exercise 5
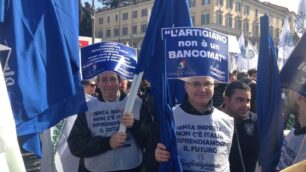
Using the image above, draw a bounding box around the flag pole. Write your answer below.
[118,72,143,132]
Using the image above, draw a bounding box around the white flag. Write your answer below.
[245,40,258,70]
[235,32,248,72]
[0,60,26,172]
[278,17,294,69]
[295,0,306,37]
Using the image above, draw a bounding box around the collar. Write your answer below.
[180,99,214,115]
[294,127,306,136]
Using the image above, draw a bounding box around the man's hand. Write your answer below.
[110,132,127,149]
[155,143,171,162]
[120,112,134,128]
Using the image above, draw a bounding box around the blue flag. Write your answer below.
[0,0,87,156]
[135,0,192,171]
[256,15,283,172]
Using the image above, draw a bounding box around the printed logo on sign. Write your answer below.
[178,60,187,70]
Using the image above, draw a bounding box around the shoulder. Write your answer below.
[172,104,182,112]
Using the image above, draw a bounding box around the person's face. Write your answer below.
[97,71,120,101]
[286,90,299,115]
[185,77,215,107]
[250,73,257,81]
[120,79,128,92]
[224,89,251,119]
[84,82,96,95]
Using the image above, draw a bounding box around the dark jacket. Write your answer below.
[68,90,153,172]
[229,111,259,172]
[145,99,215,172]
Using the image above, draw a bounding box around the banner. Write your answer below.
[162,27,228,82]
[280,32,306,98]
[81,42,137,80]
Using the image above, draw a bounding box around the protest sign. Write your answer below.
[162,27,228,82]
[81,42,137,80]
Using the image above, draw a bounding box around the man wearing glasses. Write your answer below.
[155,76,234,172]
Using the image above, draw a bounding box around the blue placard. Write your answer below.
[162,27,229,82]
[280,32,306,97]
[81,42,137,80]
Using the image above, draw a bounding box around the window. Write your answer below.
[188,0,196,7]
[141,24,147,33]
[275,28,280,39]
[202,0,210,5]
[244,5,250,15]
[244,19,249,32]
[98,30,103,38]
[226,0,233,9]
[98,17,103,25]
[236,2,242,12]
[107,16,110,23]
[132,25,137,34]
[216,12,223,25]
[191,16,195,25]
[236,17,242,30]
[122,27,128,36]
[254,21,259,37]
[201,14,210,25]
[122,12,128,20]
[217,0,223,6]
[106,29,111,37]
[270,26,274,38]
[115,15,118,22]
[114,28,119,37]
[255,9,258,18]
[132,11,138,19]
[141,9,148,17]
[226,14,233,28]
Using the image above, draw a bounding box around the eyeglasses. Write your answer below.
[186,82,214,89]
[89,84,96,87]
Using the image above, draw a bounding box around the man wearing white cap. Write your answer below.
[68,71,150,172]
[155,76,234,172]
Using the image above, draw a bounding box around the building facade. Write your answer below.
[94,0,295,50]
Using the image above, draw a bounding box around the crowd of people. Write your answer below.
[40,68,306,172]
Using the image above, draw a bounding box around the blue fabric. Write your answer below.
[0,0,4,22]
[135,0,191,171]
[0,0,87,156]
[256,15,283,172]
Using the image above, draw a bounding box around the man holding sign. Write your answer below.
[68,42,153,172]
[155,27,234,171]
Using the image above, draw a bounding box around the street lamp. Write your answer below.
[92,0,95,44]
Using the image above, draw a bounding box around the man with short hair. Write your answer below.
[221,81,259,172]
[68,71,151,172]
[81,79,97,98]
[155,76,234,172]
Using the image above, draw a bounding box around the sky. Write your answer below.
[82,0,300,12]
